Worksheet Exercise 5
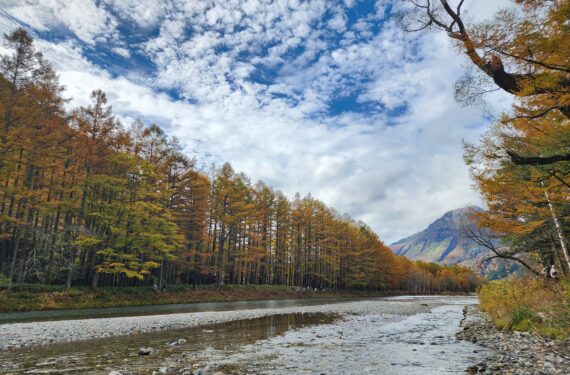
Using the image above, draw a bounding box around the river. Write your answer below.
[0,295,490,374]
[0,297,367,324]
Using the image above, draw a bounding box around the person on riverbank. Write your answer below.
[549,265,558,279]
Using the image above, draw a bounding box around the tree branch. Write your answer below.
[404,0,570,115]
[549,170,570,190]
[502,106,560,123]
[507,150,570,166]
[462,222,540,276]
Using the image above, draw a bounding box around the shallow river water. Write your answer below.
[0,296,490,374]
[0,297,363,324]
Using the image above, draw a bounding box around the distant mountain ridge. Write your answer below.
[390,207,518,278]
[390,207,484,264]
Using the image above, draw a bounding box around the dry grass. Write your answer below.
[478,276,570,339]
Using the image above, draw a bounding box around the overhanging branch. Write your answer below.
[507,150,570,166]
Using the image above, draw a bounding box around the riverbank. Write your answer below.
[0,284,468,313]
[0,297,454,350]
[458,306,569,374]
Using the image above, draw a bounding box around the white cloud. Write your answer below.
[3,0,118,45]
[463,0,515,20]
[328,8,347,32]
[111,47,130,58]
[343,0,356,8]
[102,0,167,28]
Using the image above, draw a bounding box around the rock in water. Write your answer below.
[168,338,187,347]
[138,347,155,356]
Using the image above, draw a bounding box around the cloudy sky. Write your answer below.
[0,0,513,243]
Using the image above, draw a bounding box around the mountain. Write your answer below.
[390,207,518,278]
[390,207,485,263]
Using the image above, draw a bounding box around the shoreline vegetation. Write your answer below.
[0,284,470,313]
[477,276,570,340]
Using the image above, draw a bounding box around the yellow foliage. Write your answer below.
[479,277,570,339]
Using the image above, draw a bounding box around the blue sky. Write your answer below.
[0,0,513,243]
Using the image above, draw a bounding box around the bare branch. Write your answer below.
[456,0,465,16]
[502,106,560,123]
[462,222,540,275]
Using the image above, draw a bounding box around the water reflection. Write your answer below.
[0,297,361,324]
[0,313,338,374]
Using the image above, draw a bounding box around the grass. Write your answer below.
[478,276,570,339]
[0,284,431,313]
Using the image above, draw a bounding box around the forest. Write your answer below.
[0,29,479,294]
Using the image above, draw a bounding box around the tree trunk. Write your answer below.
[542,182,570,272]
[7,228,20,290]
[91,271,99,289]
[216,223,225,286]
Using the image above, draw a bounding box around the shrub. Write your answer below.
[478,276,569,339]
[0,274,9,289]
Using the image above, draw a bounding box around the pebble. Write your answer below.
[138,347,155,356]
[168,338,187,347]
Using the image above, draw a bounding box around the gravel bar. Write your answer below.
[0,296,471,350]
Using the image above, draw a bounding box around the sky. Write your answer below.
[0,0,514,243]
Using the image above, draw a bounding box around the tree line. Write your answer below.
[0,28,480,292]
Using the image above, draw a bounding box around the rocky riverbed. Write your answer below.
[457,306,570,375]
[1,296,489,374]
[0,297,442,350]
